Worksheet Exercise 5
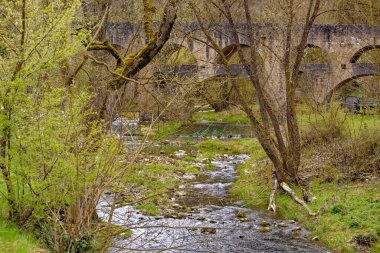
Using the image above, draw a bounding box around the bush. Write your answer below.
[300,104,347,146]
[332,130,380,179]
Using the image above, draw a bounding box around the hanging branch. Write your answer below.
[143,0,156,42]
[87,0,179,90]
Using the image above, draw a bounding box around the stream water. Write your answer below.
[97,152,329,253]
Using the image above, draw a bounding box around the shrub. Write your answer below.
[300,104,347,146]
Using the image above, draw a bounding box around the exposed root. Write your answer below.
[268,176,278,212]
[280,182,316,216]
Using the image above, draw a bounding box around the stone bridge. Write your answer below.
[105,23,380,103]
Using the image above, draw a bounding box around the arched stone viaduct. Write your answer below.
[105,22,380,103]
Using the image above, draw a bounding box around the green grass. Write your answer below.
[277,180,380,253]
[298,103,380,141]
[0,219,45,253]
[192,108,250,124]
[135,204,160,216]
[198,138,262,158]
[233,158,380,253]
[152,121,184,140]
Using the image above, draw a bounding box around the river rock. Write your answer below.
[174,191,186,196]
[190,150,197,157]
[239,217,252,222]
[174,150,187,159]
[277,222,289,227]
[236,211,247,218]
[292,226,302,231]
[259,227,272,232]
[171,203,182,209]
[259,221,270,227]
[201,227,216,234]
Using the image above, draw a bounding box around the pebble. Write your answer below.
[259,227,272,232]
[292,226,302,231]
[277,222,288,227]
[201,227,216,234]
[171,203,182,209]
[259,221,270,227]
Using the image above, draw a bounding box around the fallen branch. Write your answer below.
[280,182,316,216]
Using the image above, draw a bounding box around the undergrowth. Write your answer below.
[232,105,380,253]
[0,219,44,253]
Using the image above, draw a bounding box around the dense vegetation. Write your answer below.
[0,0,379,252]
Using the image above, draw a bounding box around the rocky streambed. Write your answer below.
[97,154,329,253]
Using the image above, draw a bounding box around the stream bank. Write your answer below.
[97,147,328,252]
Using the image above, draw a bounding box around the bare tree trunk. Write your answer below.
[194,0,321,215]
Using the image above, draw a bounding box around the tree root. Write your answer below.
[280,182,316,216]
[268,177,278,212]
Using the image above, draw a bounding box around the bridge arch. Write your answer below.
[153,43,198,80]
[325,73,380,103]
[161,43,198,67]
[213,44,265,79]
[215,44,264,66]
[299,43,331,64]
[350,45,380,63]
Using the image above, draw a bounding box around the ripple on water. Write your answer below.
[97,154,329,253]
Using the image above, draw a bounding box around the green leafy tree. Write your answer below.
[0,1,125,251]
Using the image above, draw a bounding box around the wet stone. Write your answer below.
[259,221,270,227]
[277,222,289,227]
[239,217,252,222]
[97,154,329,253]
[259,227,273,233]
[201,227,217,234]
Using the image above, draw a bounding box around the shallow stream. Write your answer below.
[97,153,329,253]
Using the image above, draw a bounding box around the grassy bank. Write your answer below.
[198,138,261,158]
[231,107,380,253]
[233,163,379,253]
[193,108,250,124]
[0,219,46,253]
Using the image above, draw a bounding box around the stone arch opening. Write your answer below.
[153,43,198,82]
[214,44,265,78]
[299,44,330,63]
[203,44,264,111]
[350,45,380,63]
[325,74,380,104]
[215,44,264,66]
[160,43,198,67]
[295,44,331,103]
[198,75,256,112]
